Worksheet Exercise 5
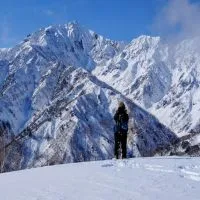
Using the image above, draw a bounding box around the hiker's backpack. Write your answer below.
[114,113,128,133]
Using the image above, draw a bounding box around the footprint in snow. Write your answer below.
[144,164,174,173]
[180,169,200,182]
[101,163,114,168]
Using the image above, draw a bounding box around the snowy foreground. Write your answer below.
[0,157,200,200]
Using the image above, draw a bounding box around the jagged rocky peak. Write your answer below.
[129,35,161,49]
[67,21,87,40]
[10,21,89,54]
[93,34,170,109]
[120,35,164,68]
[15,21,124,72]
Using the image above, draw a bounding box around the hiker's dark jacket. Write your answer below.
[114,108,129,133]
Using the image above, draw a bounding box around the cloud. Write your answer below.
[152,0,200,42]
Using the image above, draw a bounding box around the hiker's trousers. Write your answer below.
[114,131,127,159]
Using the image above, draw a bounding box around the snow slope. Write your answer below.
[0,157,200,200]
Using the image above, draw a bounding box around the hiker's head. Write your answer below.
[118,101,126,110]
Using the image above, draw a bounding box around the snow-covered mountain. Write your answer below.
[93,35,200,136]
[0,22,199,172]
[0,22,124,133]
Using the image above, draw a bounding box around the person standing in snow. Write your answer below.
[114,102,129,159]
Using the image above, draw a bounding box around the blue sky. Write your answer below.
[0,0,199,48]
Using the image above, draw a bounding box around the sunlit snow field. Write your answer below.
[0,157,200,200]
